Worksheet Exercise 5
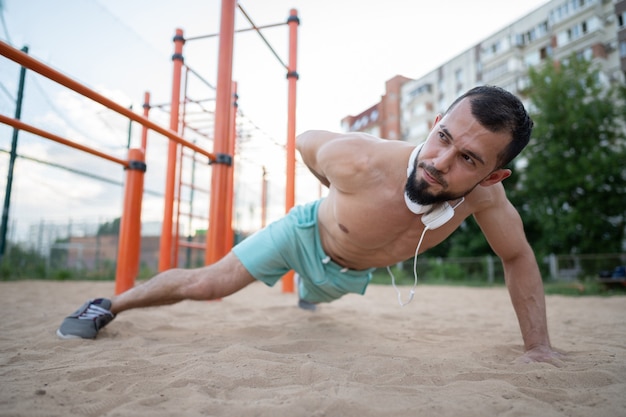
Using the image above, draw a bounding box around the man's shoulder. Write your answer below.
[465,182,510,212]
[324,135,412,166]
[324,133,411,150]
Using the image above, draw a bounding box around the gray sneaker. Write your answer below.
[298,298,317,311]
[57,298,115,339]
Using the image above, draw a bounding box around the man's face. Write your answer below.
[405,98,511,205]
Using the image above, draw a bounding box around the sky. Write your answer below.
[0,0,549,244]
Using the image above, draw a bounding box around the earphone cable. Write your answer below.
[388,225,428,307]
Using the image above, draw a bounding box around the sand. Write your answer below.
[0,280,624,417]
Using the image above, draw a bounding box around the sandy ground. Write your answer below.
[0,280,624,417]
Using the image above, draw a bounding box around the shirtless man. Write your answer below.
[58,86,560,364]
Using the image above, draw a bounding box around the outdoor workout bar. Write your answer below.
[0,2,300,293]
[0,40,218,294]
[0,41,217,162]
[0,114,128,167]
[0,111,145,295]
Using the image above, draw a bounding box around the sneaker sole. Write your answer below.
[56,328,88,340]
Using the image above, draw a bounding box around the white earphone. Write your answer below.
[404,142,462,230]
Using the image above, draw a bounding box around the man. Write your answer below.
[58,86,561,364]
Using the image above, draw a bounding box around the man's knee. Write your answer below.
[184,252,255,300]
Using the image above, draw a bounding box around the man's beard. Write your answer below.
[405,163,473,206]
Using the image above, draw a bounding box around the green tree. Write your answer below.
[512,55,626,257]
[97,218,120,235]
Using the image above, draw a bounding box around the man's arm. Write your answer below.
[296,130,381,191]
[295,130,338,187]
[474,186,562,365]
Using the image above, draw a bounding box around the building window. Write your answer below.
[557,18,597,46]
[525,50,541,67]
[620,40,626,58]
[483,61,509,82]
[576,47,593,61]
[518,76,530,91]
[438,97,447,113]
[408,83,432,98]
[537,21,549,38]
[482,39,504,58]
[454,69,463,93]
[409,123,429,140]
[414,103,426,117]
[549,0,596,25]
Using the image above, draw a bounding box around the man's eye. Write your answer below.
[462,154,475,165]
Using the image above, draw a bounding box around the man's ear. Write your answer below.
[433,113,442,127]
[480,169,511,186]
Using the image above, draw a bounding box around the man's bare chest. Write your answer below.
[320,194,471,259]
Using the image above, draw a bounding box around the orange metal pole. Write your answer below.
[0,41,214,161]
[0,114,128,167]
[173,143,185,268]
[140,91,150,152]
[174,67,192,267]
[115,148,146,294]
[224,81,238,251]
[206,0,236,265]
[282,9,299,293]
[159,29,185,272]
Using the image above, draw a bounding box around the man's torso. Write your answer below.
[316,167,501,270]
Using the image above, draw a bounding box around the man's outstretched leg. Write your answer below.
[57,252,255,339]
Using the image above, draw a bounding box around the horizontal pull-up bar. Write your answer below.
[0,41,217,163]
[185,6,292,72]
[185,22,287,41]
[0,114,129,167]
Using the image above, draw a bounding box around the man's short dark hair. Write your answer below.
[445,85,533,169]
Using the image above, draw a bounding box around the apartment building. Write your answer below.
[344,0,626,145]
[340,75,413,140]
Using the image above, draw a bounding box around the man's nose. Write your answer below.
[431,148,454,173]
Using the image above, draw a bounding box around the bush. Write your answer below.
[0,244,48,280]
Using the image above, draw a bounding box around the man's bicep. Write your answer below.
[296,131,338,173]
[297,130,380,190]
[296,130,348,186]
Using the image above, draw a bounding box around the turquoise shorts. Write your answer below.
[232,199,374,303]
